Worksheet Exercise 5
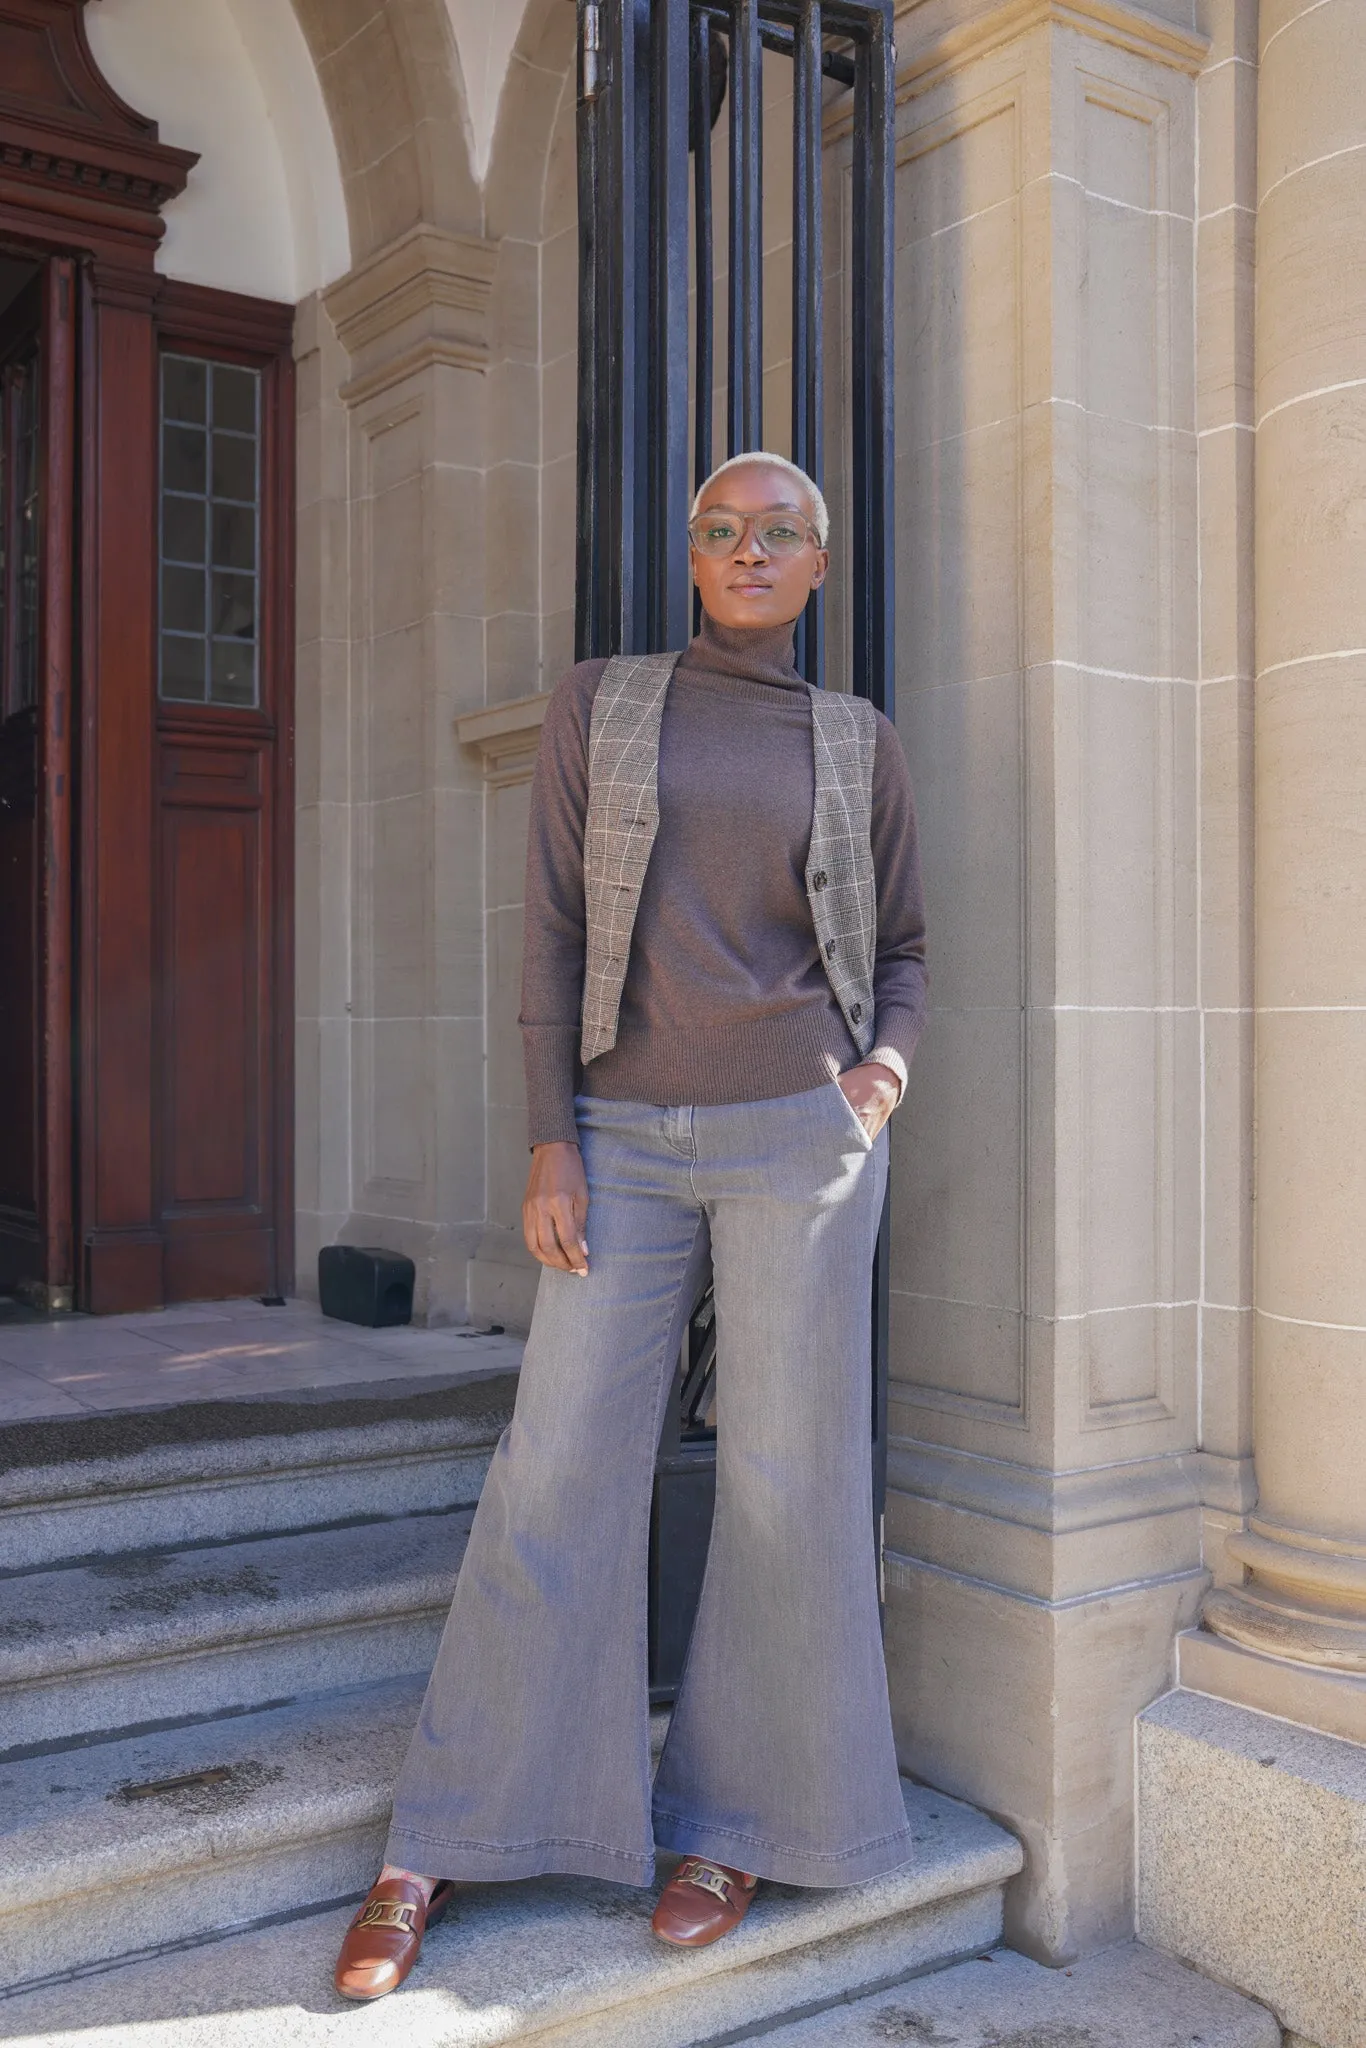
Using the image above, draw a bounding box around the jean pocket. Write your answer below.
[830,1075,875,1150]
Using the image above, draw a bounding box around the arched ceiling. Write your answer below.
[86,0,350,299]
[445,0,535,185]
[83,0,557,296]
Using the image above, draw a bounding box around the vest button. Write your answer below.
[812,870,827,890]
[850,1003,862,1023]
[825,940,837,959]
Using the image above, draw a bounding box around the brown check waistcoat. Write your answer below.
[580,649,879,1067]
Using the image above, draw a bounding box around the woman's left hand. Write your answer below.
[837,1061,902,1142]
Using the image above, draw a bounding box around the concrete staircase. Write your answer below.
[0,1366,1280,2047]
[0,1365,517,1986]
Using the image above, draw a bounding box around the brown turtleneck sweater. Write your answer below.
[519,614,928,1147]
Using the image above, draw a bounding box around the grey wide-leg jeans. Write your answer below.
[384,1080,912,1889]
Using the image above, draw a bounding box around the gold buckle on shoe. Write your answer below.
[677,1859,738,1905]
[357,1898,419,1933]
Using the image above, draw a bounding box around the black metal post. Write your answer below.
[849,3,893,716]
[848,0,897,1551]
[575,0,653,661]
[727,0,764,454]
[574,0,607,661]
[691,7,715,502]
[650,0,692,652]
[791,0,824,684]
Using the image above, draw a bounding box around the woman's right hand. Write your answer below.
[522,1141,590,1275]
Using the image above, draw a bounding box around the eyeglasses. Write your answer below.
[687,509,818,557]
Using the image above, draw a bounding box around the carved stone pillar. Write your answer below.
[313,224,498,1320]
[1203,0,1366,1676]
[864,0,1209,1962]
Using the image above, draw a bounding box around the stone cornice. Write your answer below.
[888,1437,1203,1535]
[324,223,498,405]
[824,0,1209,134]
[455,690,549,787]
[0,0,197,251]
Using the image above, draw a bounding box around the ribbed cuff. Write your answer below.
[520,1024,582,1148]
[866,1044,908,1103]
[868,1002,924,1101]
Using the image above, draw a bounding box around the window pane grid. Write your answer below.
[158,353,261,708]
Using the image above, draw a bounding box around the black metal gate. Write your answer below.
[573,0,896,1698]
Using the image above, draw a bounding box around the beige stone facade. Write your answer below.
[99,0,1366,2031]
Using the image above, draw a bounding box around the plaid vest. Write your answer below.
[579,649,879,1067]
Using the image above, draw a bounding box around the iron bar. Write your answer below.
[650,0,692,651]
[693,4,856,83]
[575,0,655,659]
[791,0,824,683]
[727,0,763,454]
[691,8,715,501]
[625,0,653,653]
[847,0,896,1567]
[848,0,894,716]
[574,0,604,658]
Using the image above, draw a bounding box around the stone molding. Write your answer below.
[1197,1451,1257,1517]
[1176,1628,1366,1751]
[324,222,499,407]
[884,1546,1205,1612]
[888,1439,1202,1537]
[1206,1523,1366,1674]
[455,691,549,787]
[888,1439,1205,1601]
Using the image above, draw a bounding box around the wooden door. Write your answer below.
[0,255,75,1304]
[151,304,294,1303]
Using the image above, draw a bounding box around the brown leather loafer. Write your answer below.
[333,1874,455,2001]
[651,1857,758,1947]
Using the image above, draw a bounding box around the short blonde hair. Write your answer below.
[690,451,829,547]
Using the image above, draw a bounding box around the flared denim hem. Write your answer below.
[382,1823,657,1889]
[650,1809,915,1889]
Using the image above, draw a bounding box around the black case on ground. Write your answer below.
[318,1245,415,1328]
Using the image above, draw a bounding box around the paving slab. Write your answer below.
[754,1941,1283,2045]
[0,1367,86,1423]
[0,1781,1021,2047]
[0,1297,522,1418]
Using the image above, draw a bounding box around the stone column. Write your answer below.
[1203,0,1366,1674]
[860,0,1209,1961]
[315,225,498,1322]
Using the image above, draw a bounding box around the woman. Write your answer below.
[333,451,928,2001]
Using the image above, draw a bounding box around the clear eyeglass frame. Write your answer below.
[686,510,819,557]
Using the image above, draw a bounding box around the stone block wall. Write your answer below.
[860,0,1220,1962]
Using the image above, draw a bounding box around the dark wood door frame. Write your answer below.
[0,0,295,1311]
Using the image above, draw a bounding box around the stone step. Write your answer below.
[0,1358,520,1569]
[0,1670,1021,2036]
[750,1938,1283,2045]
[0,1674,425,1988]
[0,1509,473,1749]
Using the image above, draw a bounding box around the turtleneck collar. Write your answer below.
[676,609,804,691]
